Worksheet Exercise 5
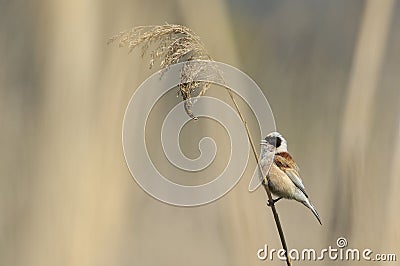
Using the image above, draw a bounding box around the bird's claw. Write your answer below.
[267,200,275,207]
[266,197,283,207]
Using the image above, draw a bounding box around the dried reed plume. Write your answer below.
[108,24,213,120]
[109,23,292,266]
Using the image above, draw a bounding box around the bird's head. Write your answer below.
[261,131,288,153]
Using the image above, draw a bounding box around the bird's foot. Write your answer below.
[267,197,283,207]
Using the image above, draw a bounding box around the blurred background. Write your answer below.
[1,0,399,265]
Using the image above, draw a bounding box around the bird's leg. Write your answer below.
[267,197,283,207]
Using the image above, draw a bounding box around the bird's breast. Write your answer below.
[267,163,297,199]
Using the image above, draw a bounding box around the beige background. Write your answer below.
[1,0,399,265]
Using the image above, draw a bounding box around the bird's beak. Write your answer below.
[260,139,267,146]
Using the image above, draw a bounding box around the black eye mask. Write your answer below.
[265,136,281,148]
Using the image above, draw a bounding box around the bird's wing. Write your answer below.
[275,153,308,198]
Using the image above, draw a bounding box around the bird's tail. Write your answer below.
[303,199,322,225]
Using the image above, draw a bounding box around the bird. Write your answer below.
[260,132,322,225]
